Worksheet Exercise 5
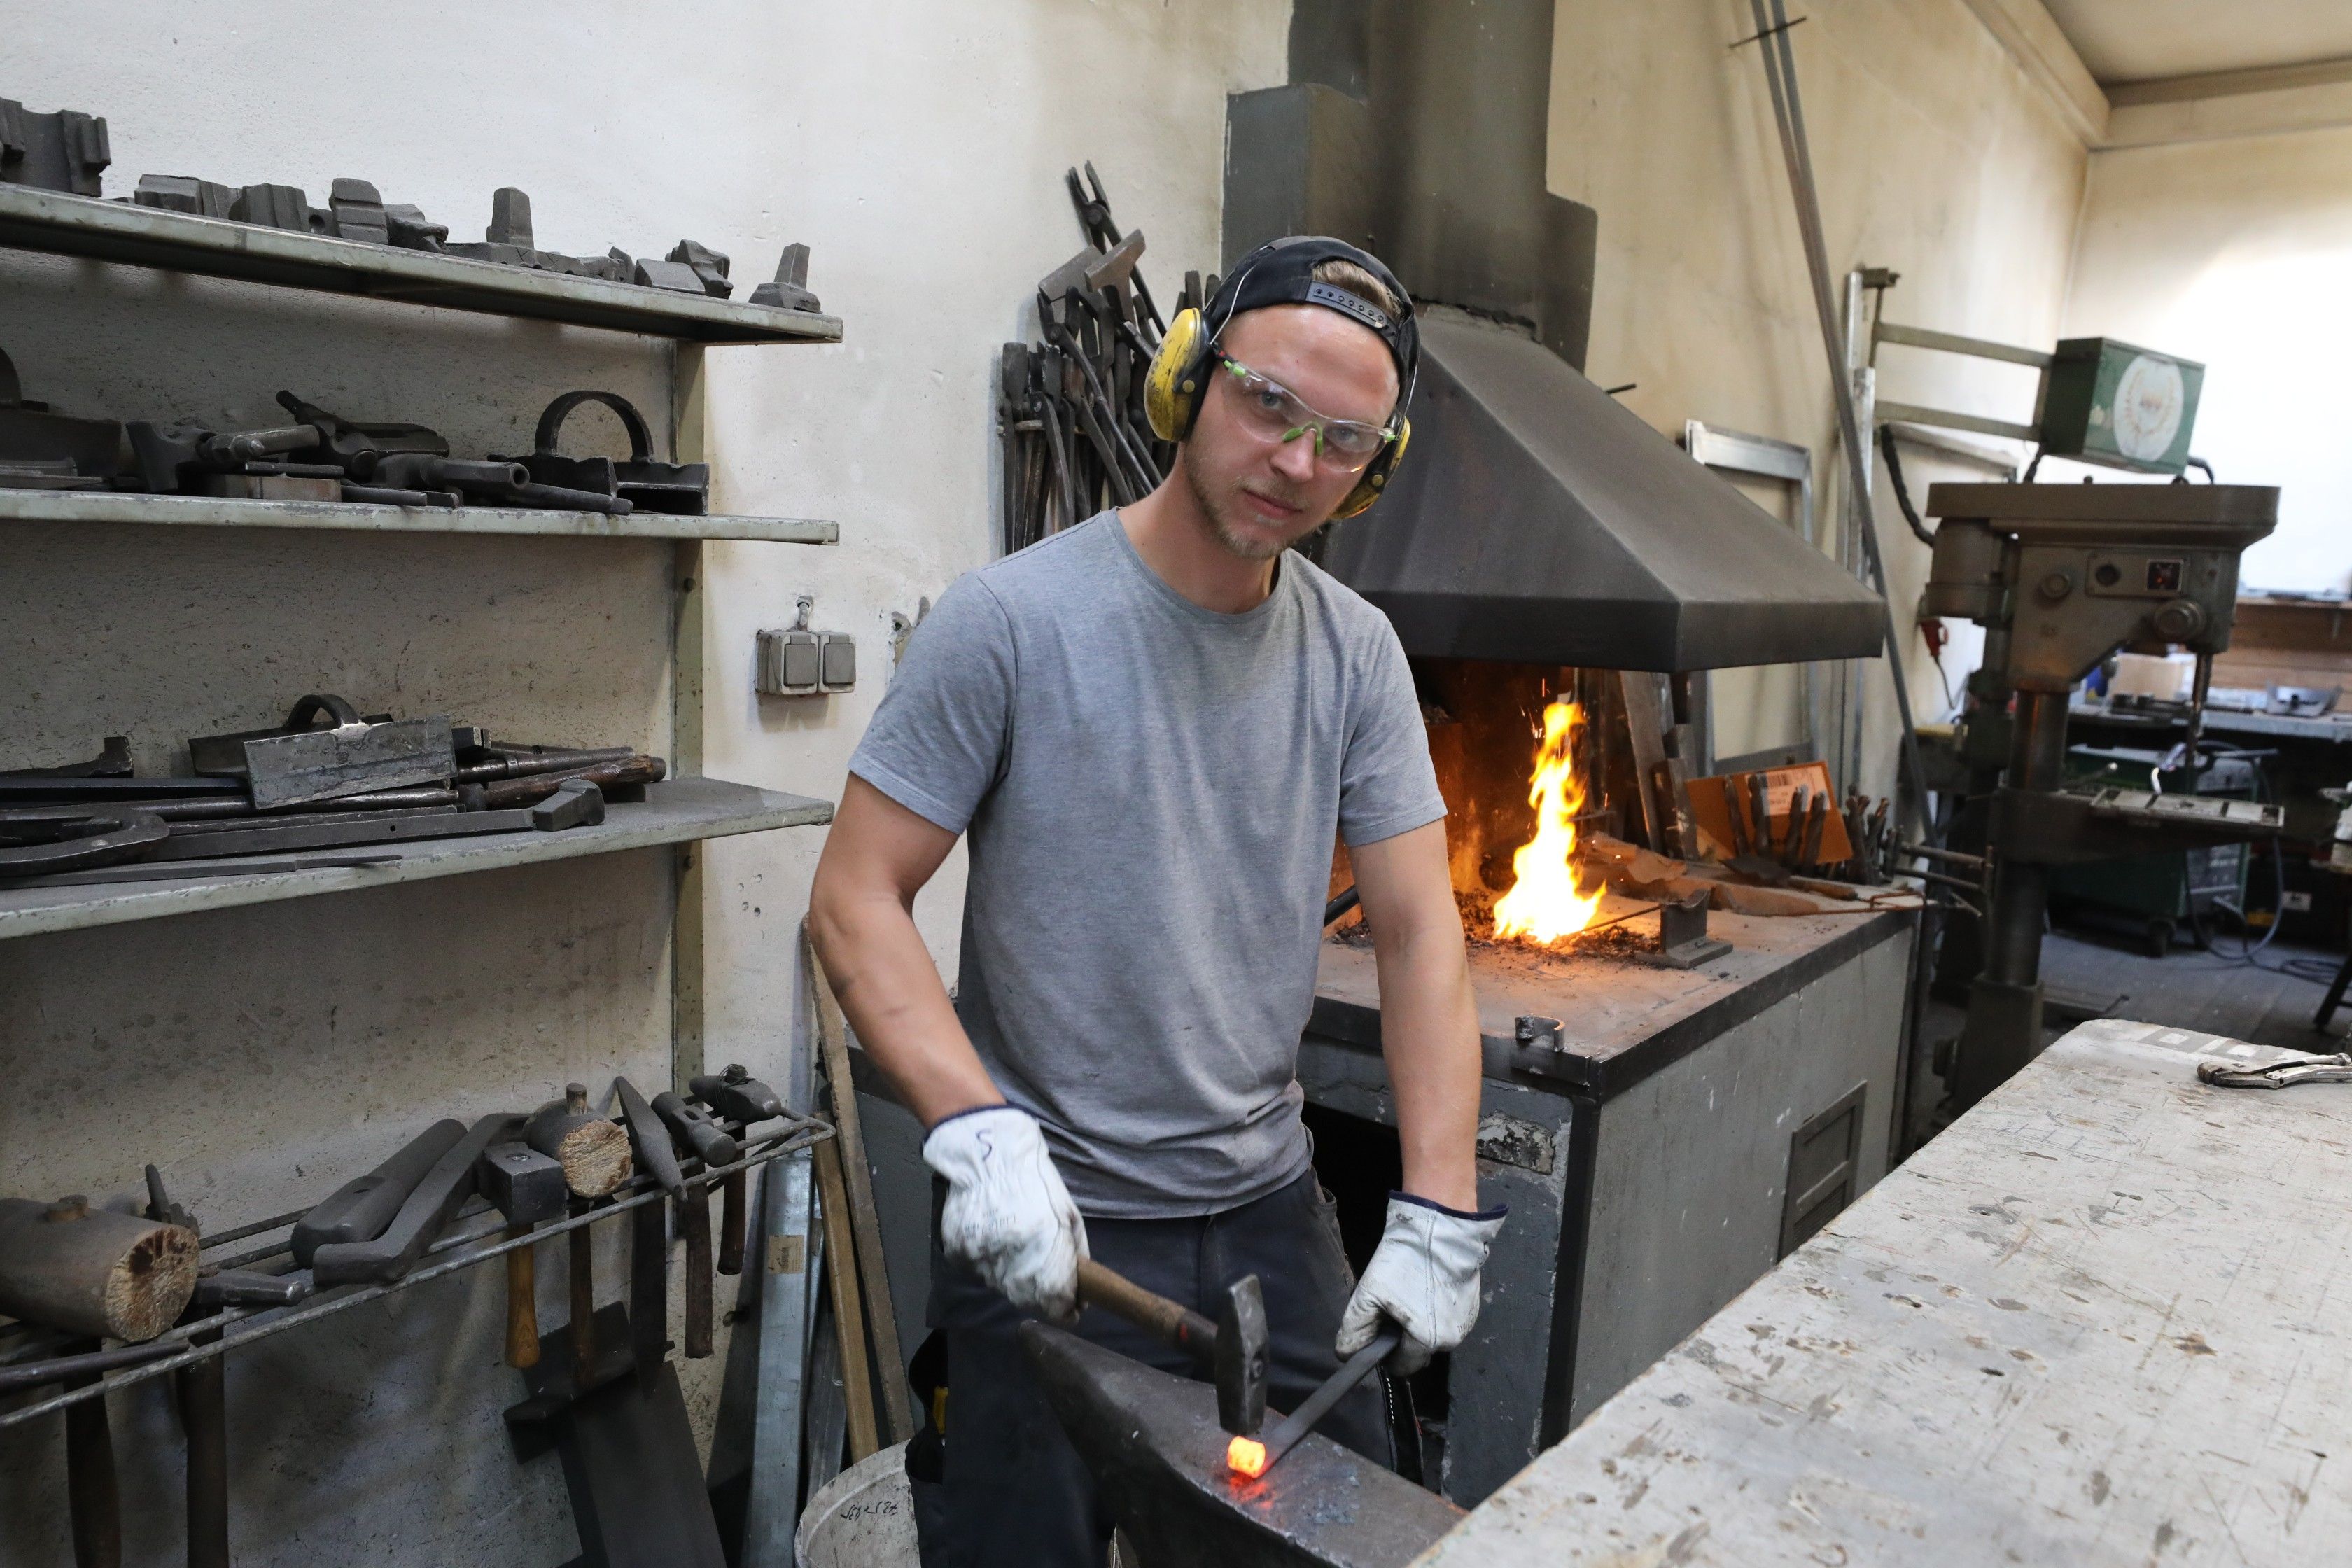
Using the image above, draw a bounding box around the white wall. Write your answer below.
[1548,0,2087,777]
[0,4,1285,1565]
[2064,124,2352,594]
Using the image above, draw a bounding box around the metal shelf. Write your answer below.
[0,1117,832,1432]
[0,185,842,346]
[0,776,834,941]
[0,488,839,543]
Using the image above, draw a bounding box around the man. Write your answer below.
[809,237,1501,1565]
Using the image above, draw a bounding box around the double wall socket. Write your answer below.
[756,596,855,696]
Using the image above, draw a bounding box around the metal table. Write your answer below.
[1413,1017,2352,1566]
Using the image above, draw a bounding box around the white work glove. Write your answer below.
[923,1105,1088,1321]
[1338,1194,1507,1376]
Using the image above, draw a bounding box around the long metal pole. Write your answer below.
[1746,0,1933,834]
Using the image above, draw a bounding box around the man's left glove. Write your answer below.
[1337,1193,1507,1376]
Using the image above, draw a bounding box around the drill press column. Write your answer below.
[1922,482,2278,1111]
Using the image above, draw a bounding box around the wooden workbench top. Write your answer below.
[1410,1018,2352,1566]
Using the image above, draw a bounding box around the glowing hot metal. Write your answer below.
[1491,699,1604,946]
[1225,1435,1268,1477]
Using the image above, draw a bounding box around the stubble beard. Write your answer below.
[1184,454,1315,562]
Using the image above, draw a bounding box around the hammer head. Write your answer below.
[477,1142,566,1226]
[1212,1274,1269,1438]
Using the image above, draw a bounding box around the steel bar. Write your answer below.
[1746,0,1933,836]
[738,1146,816,1568]
[0,1122,830,1433]
[1256,1327,1399,1475]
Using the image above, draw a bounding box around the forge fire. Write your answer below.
[1490,699,1606,947]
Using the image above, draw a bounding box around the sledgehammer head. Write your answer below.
[1215,1274,1269,1438]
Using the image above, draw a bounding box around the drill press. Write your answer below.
[1921,482,2283,1110]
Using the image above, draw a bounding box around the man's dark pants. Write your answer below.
[916,1169,1392,1567]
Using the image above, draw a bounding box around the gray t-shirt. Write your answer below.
[848,513,1445,1217]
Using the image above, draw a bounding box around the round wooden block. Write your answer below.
[558,1119,633,1198]
[0,1196,200,1342]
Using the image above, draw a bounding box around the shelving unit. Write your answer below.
[0,1116,830,1432]
[0,489,839,543]
[0,184,843,345]
[0,778,832,941]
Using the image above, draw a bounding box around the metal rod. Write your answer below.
[0,1122,831,1432]
[1747,0,1933,837]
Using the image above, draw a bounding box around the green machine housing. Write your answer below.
[2038,337,2206,475]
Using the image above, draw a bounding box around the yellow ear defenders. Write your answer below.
[1144,304,1413,522]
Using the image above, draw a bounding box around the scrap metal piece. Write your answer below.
[748,241,819,312]
[230,182,321,233]
[383,202,446,252]
[0,342,123,480]
[0,98,109,195]
[327,177,389,245]
[0,736,131,778]
[486,186,533,246]
[632,255,706,294]
[521,389,708,514]
[666,239,732,298]
[1018,1324,1460,1568]
[2197,1052,2352,1090]
[126,419,326,493]
[134,174,235,218]
[0,806,168,874]
[188,693,453,809]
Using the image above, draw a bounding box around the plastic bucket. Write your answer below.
[795,1441,918,1568]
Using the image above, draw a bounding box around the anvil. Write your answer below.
[1018,1323,1462,1568]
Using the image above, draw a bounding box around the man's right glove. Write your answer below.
[1337,1193,1507,1376]
[922,1104,1088,1320]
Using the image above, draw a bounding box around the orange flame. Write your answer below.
[1226,1435,1268,1477]
[1491,700,1604,945]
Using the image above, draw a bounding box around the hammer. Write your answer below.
[477,1142,566,1368]
[1074,1260,1268,1441]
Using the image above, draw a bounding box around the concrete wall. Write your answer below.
[1547,0,2088,767]
[2063,125,2352,594]
[0,4,1285,1564]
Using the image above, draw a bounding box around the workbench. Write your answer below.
[1413,1017,2352,1566]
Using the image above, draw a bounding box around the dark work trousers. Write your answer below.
[916,1168,1393,1568]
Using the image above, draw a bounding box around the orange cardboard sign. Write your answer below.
[1686,760,1854,864]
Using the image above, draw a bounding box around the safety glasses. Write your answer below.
[1216,357,1397,471]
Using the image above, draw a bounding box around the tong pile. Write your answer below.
[997,164,1198,552]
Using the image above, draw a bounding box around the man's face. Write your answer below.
[1180,303,1401,561]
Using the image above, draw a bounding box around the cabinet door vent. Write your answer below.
[1779,1081,1866,1259]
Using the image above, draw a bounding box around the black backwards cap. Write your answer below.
[1205,237,1419,393]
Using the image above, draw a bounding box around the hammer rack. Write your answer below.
[0,1112,834,1432]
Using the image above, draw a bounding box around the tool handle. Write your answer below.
[568,1202,597,1390]
[682,1189,713,1359]
[718,1170,746,1275]
[477,755,664,808]
[1074,1259,1217,1361]
[505,1224,540,1369]
[1261,1326,1402,1473]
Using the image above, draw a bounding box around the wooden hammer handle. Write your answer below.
[1075,1259,1217,1358]
[682,1188,713,1359]
[505,1224,540,1369]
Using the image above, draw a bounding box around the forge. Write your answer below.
[1306,660,1914,1510]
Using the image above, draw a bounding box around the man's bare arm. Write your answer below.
[808,775,1003,1128]
[1350,820,1481,1210]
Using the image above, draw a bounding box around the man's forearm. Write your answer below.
[1375,923,1483,1211]
[808,886,1002,1128]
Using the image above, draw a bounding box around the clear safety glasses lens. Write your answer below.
[1219,359,1393,470]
